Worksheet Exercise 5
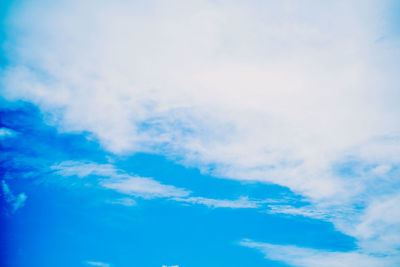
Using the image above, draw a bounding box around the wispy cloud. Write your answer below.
[107,197,137,207]
[0,127,17,139]
[84,261,110,267]
[240,239,400,267]
[265,204,351,221]
[51,161,116,178]
[173,196,264,209]
[52,161,190,199]
[101,176,189,199]
[52,161,270,210]
[1,180,27,212]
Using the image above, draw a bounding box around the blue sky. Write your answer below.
[1,101,355,267]
[1,1,400,267]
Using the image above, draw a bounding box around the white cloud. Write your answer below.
[173,196,264,209]
[351,194,400,254]
[2,0,400,264]
[84,261,110,267]
[52,161,190,199]
[52,161,268,209]
[13,192,27,211]
[3,0,399,200]
[266,205,334,220]
[0,127,17,139]
[51,161,116,178]
[240,239,400,267]
[101,176,189,199]
[263,194,400,261]
[1,180,27,212]
[108,197,137,207]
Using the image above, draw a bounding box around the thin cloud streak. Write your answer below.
[51,161,190,199]
[84,261,110,267]
[173,196,264,209]
[240,239,400,267]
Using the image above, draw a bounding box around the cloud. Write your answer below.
[101,176,189,199]
[173,196,264,209]
[52,161,268,209]
[0,127,17,139]
[2,0,399,201]
[1,180,27,212]
[265,204,354,221]
[84,261,110,267]
[2,0,400,264]
[51,161,116,178]
[52,161,190,199]
[240,239,400,267]
[351,194,400,254]
[107,197,137,207]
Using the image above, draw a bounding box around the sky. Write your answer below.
[1,1,400,266]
